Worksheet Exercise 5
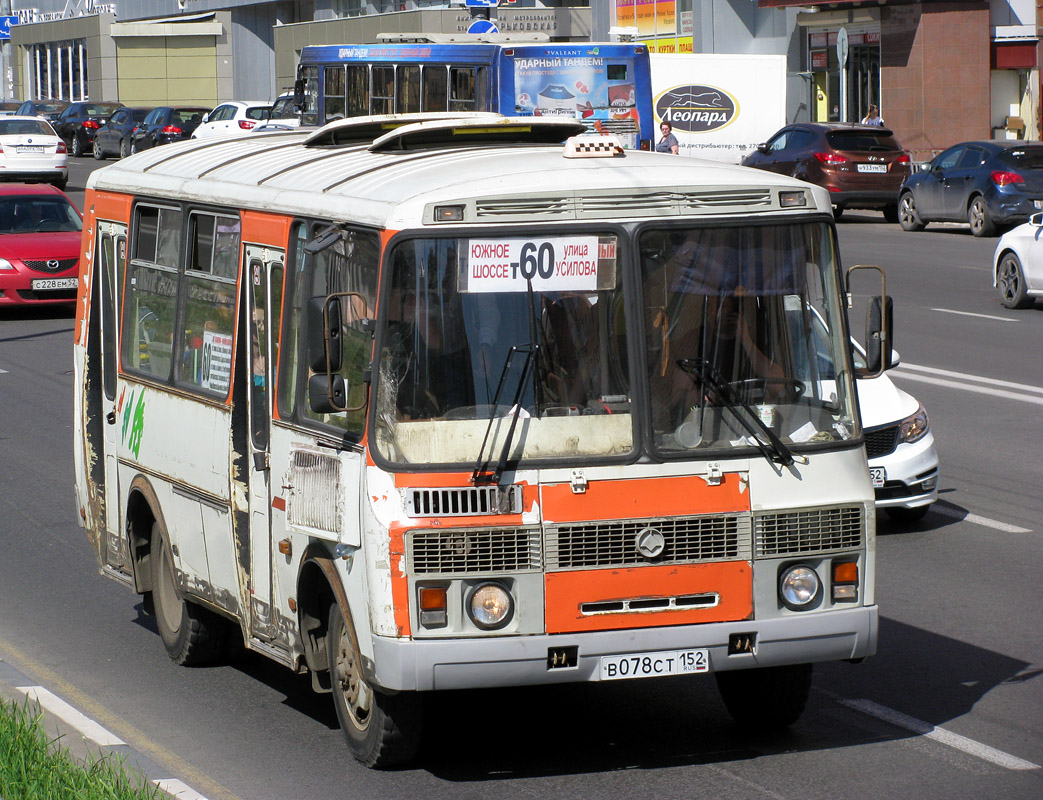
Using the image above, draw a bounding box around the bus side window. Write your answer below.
[325,65,346,122]
[397,65,421,114]
[177,213,239,396]
[371,65,394,115]
[449,67,476,111]
[423,65,448,112]
[121,205,181,382]
[346,65,368,117]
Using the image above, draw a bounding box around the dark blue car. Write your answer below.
[93,106,151,160]
[898,140,1043,237]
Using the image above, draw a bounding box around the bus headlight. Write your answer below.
[779,565,821,610]
[467,583,513,630]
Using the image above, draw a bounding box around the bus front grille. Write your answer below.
[754,505,864,558]
[545,515,750,570]
[408,527,542,575]
[405,485,523,518]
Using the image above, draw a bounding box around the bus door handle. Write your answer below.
[253,451,270,472]
[106,409,116,425]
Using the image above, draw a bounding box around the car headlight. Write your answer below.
[898,402,929,444]
[467,583,513,630]
[0,258,14,271]
[779,565,821,610]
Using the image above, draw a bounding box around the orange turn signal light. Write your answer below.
[419,586,447,611]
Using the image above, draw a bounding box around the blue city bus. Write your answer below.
[294,37,654,149]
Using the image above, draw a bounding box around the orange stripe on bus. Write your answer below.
[240,210,291,245]
[542,474,748,523]
[388,523,412,636]
[545,561,752,634]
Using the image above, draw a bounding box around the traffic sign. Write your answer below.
[467,19,499,34]
[0,16,17,40]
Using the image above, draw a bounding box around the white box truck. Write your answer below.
[650,53,787,164]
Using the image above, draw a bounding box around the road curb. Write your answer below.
[0,657,209,799]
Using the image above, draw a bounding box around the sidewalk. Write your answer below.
[0,657,208,800]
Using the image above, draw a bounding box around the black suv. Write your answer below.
[54,101,123,157]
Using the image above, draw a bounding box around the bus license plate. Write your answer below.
[600,648,709,681]
[857,163,887,173]
[32,278,78,290]
[870,467,886,488]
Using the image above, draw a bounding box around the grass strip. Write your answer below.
[0,695,159,800]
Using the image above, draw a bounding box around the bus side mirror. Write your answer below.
[863,295,893,376]
[308,295,342,373]
[309,373,347,414]
[293,79,305,111]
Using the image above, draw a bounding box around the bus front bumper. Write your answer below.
[368,605,878,692]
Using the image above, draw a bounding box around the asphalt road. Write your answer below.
[1,161,1041,799]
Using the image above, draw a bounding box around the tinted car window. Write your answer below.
[246,106,272,121]
[934,147,965,170]
[998,146,1043,169]
[788,129,817,149]
[957,148,985,168]
[826,130,901,151]
[132,109,150,122]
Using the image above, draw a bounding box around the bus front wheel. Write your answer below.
[150,520,228,666]
[715,663,813,730]
[328,602,422,768]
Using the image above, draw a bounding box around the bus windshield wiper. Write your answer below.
[471,343,537,486]
[676,358,795,467]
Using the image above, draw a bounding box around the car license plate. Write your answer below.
[31,277,78,290]
[857,163,888,173]
[17,146,45,153]
[600,648,709,681]
[870,467,886,488]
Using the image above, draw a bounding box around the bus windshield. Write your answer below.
[372,222,858,469]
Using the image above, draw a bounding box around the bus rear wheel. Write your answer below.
[715,663,813,730]
[328,601,422,768]
[150,520,228,666]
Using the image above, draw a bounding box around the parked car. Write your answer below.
[93,106,152,160]
[856,351,939,522]
[742,122,911,221]
[131,106,212,152]
[53,101,124,157]
[898,140,1043,237]
[263,93,300,128]
[0,115,69,190]
[16,99,68,122]
[0,183,83,307]
[992,213,1043,308]
[191,101,272,139]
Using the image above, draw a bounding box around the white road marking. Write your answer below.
[843,699,1041,771]
[929,503,1032,533]
[930,307,1018,323]
[890,367,1043,406]
[898,363,1043,395]
[16,685,126,747]
[152,779,211,800]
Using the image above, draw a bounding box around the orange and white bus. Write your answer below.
[73,114,885,767]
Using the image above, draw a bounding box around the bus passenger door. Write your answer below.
[97,221,127,570]
[244,245,281,640]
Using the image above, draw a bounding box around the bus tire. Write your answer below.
[327,601,422,768]
[150,520,227,666]
[715,663,813,730]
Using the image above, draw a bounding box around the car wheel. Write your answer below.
[886,505,931,523]
[119,138,129,159]
[93,140,105,160]
[968,196,996,237]
[131,139,138,154]
[328,601,422,767]
[883,204,899,224]
[832,206,844,220]
[150,519,229,666]
[997,252,1033,309]
[71,135,84,158]
[898,192,926,232]
[52,178,68,191]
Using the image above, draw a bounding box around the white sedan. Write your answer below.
[190,101,273,139]
[993,213,1043,309]
[856,359,939,522]
[0,116,68,190]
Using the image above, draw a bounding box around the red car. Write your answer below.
[0,184,83,306]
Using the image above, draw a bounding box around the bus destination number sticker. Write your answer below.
[466,236,602,293]
[600,648,709,681]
